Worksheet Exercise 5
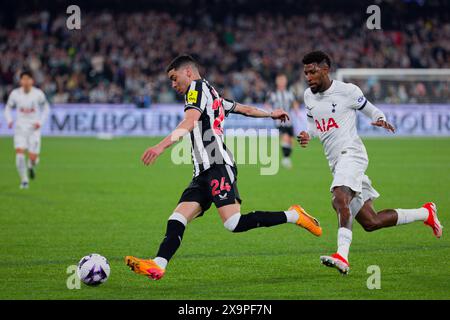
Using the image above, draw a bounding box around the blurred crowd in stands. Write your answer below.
[0,0,448,106]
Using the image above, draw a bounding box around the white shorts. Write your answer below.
[14,129,41,154]
[330,154,380,217]
[330,152,368,194]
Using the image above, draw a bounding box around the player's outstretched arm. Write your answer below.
[359,101,395,133]
[233,103,289,122]
[141,109,201,165]
[371,117,396,133]
[350,84,395,133]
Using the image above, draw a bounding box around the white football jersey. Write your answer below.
[304,80,385,170]
[4,87,50,130]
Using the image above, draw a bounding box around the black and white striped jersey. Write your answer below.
[267,89,296,111]
[267,89,297,126]
[184,78,237,177]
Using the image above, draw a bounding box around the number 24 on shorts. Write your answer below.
[211,177,231,196]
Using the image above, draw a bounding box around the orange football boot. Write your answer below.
[289,204,322,237]
[125,256,165,280]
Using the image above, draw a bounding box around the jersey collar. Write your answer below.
[185,78,204,95]
[20,87,34,95]
[318,80,335,96]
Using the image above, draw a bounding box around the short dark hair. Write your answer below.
[302,51,331,68]
[20,70,33,79]
[165,54,199,73]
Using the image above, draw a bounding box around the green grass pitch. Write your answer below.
[0,136,449,300]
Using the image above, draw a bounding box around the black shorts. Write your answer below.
[178,164,242,216]
[277,125,294,137]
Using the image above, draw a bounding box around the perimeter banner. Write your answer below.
[0,104,449,137]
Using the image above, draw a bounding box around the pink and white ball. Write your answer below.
[77,254,111,286]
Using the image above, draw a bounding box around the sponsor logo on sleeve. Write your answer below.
[187,90,199,104]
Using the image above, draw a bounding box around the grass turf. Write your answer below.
[0,137,449,300]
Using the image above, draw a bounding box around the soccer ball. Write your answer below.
[77,253,110,286]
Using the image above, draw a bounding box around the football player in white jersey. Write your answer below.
[297,51,443,275]
[4,71,50,189]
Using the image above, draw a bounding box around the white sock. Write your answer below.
[396,208,428,225]
[16,154,29,183]
[153,257,168,269]
[284,210,299,224]
[337,227,352,261]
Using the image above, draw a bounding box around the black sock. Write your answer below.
[233,211,287,232]
[156,219,186,261]
[282,146,292,158]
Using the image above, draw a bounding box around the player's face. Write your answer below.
[167,67,191,95]
[303,63,328,93]
[276,75,287,90]
[20,75,34,91]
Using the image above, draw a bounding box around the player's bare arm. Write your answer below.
[371,118,396,133]
[233,103,290,122]
[141,109,201,165]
